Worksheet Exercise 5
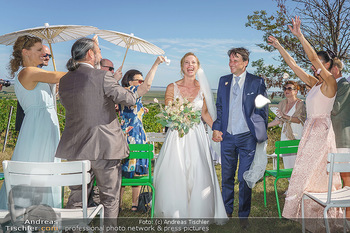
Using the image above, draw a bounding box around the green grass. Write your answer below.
[0,143,302,231]
[0,90,304,231]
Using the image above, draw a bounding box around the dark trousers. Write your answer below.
[15,101,25,132]
[221,131,256,218]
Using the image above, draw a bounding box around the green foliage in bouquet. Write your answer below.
[154,97,201,137]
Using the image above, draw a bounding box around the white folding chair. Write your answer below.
[146,132,166,160]
[2,160,104,232]
[301,153,350,233]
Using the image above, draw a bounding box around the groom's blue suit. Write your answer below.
[213,72,268,217]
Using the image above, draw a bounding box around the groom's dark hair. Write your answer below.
[227,47,250,64]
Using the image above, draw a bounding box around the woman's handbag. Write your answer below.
[137,186,152,213]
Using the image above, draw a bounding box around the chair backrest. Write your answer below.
[127,144,154,182]
[3,160,91,218]
[326,153,350,203]
[146,132,166,143]
[275,140,300,171]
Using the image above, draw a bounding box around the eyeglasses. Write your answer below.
[43,53,52,58]
[134,79,144,84]
[283,87,295,91]
[102,66,114,71]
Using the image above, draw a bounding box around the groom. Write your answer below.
[212,47,268,218]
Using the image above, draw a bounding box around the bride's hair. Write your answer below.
[180,52,200,77]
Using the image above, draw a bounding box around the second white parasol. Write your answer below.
[95,29,165,69]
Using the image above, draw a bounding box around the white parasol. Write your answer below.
[0,23,98,71]
[95,29,165,69]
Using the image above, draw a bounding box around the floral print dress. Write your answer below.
[119,85,148,178]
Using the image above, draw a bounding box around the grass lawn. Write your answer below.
[0,141,303,232]
[0,93,305,231]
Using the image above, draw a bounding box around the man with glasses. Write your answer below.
[39,45,51,68]
[100,58,114,73]
[15,45,52,132]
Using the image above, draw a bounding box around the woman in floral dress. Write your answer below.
[119,56,165,212]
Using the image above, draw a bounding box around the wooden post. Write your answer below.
[2,106,13,152]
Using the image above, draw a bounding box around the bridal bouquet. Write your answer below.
[154,98,201,137]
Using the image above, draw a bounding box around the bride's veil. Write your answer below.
[197,68,221,164]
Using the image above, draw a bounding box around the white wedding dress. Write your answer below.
[154,83,227,221]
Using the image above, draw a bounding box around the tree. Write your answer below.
[246,0,350,97]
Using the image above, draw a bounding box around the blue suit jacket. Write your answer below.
[212,72,268,143]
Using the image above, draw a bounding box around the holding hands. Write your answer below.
[212,130,223,142]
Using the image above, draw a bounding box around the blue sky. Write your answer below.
[0,0,284,89]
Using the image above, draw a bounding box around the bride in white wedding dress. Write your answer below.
[154,52,227,220]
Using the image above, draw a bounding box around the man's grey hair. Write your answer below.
[66,38,95,71]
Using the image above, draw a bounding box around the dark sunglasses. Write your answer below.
[102,66,114,71]
[134,79,144,84]
[283,87,295,91]
[43,53,52,58]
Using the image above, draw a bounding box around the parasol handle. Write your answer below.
[120,46,130,71]
[48,43,57,71]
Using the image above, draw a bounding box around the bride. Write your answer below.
[154,52,227,220]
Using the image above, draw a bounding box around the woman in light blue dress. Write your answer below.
[0,35,66,209]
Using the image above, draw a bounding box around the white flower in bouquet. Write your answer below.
[154,98,201,137]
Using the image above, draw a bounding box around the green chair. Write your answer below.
[263,139,300,218]
[121,144,155,218]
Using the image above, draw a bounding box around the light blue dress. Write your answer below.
[0,70,61,209]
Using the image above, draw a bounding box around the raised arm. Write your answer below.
[268,35,316,87]
[289,16,337,97]
[18,67,66,90]
[137,56,165,97]
[104,71,137,106]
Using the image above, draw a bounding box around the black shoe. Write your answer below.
[227,213,232,218]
